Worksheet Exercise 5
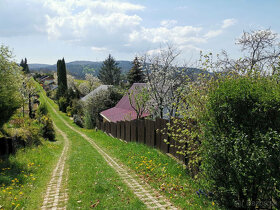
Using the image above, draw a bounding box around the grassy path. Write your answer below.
[41,124,69,209]
[41,93,148,209]
[51,101,176,209]
[42,91,177,209]
[40,91,218,209]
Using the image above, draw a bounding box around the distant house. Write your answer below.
[43,79,55,91]
[80,85,112,102]
[100,83,149,123]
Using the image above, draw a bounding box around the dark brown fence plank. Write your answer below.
[160,119,169,153]
[131,120,137,142]
[137,120,145,144]
[145,119,150,146]
[104,122,108,133]
[155,118,161,150]
[150,120,156,147]
[125,121,131,142]
[109,122,113,134]
[112,123,117,138]
[121,122,125,140]
[116,122,121,139]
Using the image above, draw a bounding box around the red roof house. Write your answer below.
[100,83,149,122]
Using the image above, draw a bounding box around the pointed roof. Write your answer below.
[100,83,149,122]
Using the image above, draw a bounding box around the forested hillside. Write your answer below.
[29,60,203,79]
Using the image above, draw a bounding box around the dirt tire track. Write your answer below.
[46,97,177,210]
[41,124,69,210]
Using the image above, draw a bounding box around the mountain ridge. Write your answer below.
[29,60,204,79]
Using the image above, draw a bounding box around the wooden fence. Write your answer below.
[97,118,185,162]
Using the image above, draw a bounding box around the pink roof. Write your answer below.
[100,83,149,122]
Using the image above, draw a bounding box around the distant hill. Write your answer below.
[29,60,205,79]
[29,60,133,79]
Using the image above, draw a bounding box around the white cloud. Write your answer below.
[160,20,178,28]
[91,46,108,52]
[204,18,237,39]
[222,18,237,29]
[129,25,205,45]
[43,0,144,49]
[204,29,223,39]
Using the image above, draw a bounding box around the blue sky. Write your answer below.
[0,0,279,65]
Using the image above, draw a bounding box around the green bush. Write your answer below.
[8,118,42,146]
[71,99,84,116]
[40,115,55,141]
[84,111,94,129]
[66,106,73,117]
[73,114,83,127]
[37,102,48,116]
[58,97,68,112]
[203,76,280,208]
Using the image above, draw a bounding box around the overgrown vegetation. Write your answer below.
[202,74,280,208]
[0,45,22,129]
[165,30,280,209]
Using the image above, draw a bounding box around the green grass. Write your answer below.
[0,138,64,209]
[42,90,219,209]
[83,131,217,209]
[41,90,146,209]
[74,79,86,86]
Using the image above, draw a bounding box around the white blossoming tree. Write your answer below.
[143,45,187,119]
[78,74,101,96]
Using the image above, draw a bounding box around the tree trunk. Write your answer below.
[28,94,33,118]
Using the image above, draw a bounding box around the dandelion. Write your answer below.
[212,201,215,206]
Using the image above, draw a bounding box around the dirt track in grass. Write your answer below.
[46,95,177,209]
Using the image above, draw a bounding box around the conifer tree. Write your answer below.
[127,57,144,85]
[56,58,67,99]
[98,54,121,85]
[20,58,30,74]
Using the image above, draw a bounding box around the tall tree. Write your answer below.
[98,54,121,85]
[56,58,67,98]
[20,58,30,74]
[127,57,145,85]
